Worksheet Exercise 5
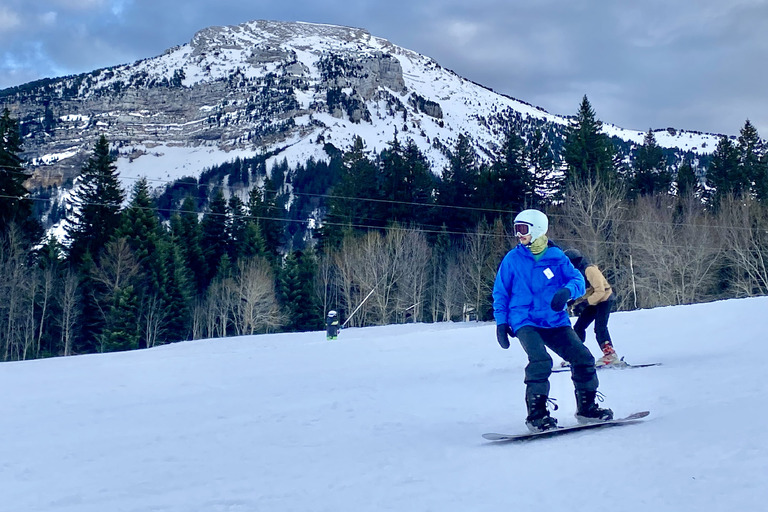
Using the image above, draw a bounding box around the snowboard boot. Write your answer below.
[525,394,559,433]
[574,390,614,424]
[596,342,619,366]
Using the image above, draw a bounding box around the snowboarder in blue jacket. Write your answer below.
[493,209,613,432]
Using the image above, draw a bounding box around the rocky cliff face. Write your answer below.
[1,19,718,193]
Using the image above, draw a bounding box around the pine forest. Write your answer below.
[2,96,768,361]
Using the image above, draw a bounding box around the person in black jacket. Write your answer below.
[326,311,339,340]
[564,249,621,366]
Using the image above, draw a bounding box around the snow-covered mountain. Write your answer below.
[2,19,723,194]
[2,296,766,511]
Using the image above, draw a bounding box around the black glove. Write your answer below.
[573,301,588,317]
[496,323,513,349]
[550,288,571,311]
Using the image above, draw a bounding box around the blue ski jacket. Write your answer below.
[493,243,585,333]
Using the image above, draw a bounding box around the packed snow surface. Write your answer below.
[2,297,765,511]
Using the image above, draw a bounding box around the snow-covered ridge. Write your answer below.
[3,19,725,194]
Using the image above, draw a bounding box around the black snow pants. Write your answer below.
[573,300,613,349]
[516,325,598,400]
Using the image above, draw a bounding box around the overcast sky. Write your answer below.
[1,0,767,137]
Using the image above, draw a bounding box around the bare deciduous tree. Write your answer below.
[361,229,397,325]
[35,262,56,356]
[630,195,722,307]
[556,178,631,309]
[441,258,465,321]
[207,277,237,338]
[460,221,498,321]
[58,269,80,356]
[428,234,466,322]
[232,257,283,334]
[330,226,431,326]
[718,196,768,296]
[191,257,283,339]
[1,225,32,360]
[394,228,431,322]
[142,293,166,348]
[191,297,207,341]
[333,234,368,327]
[558,178,627,262]
[90,238,141,294]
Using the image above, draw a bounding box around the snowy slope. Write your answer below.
[1,297,765,512]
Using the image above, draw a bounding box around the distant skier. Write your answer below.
[326,310,339,340]
[492,209,613,432]
[564,248,620,366]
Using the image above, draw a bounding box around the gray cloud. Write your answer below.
[1,0,767,136]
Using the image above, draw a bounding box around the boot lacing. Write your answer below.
[547,397,559,411]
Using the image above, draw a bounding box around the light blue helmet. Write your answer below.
[513,209,549,241]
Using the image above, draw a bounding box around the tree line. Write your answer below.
[1,95,767,360]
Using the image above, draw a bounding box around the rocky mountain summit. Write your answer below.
[2,20,720,193]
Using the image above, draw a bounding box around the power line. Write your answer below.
[0,192,750,251]
[8,163,515,215]
[4,160,764,234]
[0,192,490,238]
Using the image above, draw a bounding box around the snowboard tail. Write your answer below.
[482,411,650,442]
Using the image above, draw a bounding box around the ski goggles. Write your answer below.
[514,222,532,237]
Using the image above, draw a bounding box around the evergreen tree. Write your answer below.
[42,106,56,133]
[401,139,436,216]
[227,195,248,262]
[378,134,408,223]
[736,120,768,202]
[200,189,230,287]
[248,184,284,262]
[473,163,500,225]
[630,130,672,197]
[170,196,207,294]
[296,250,322,330]
[278,250,322,331]
[437,133,480,231]
[706,136,741,208]
[525,128,556,207]
[66,135,125,266]
[0,108,39,240]
[118,177,163,268]
[101,285,140,352]
[117,177,178,348]
[562,96,617,186]
[214,252,233,281]
[675,161,699,197]
[487,125,531,214]
[322,136,381,249]
[239,216,268,261]
[73,251,104,354]
[228,194,271,262]
[161,239,193,342]
[379,137,435,226]
[758,152,768,203]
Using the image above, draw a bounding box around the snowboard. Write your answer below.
[482,411,650,442]
[552,360,661,373]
